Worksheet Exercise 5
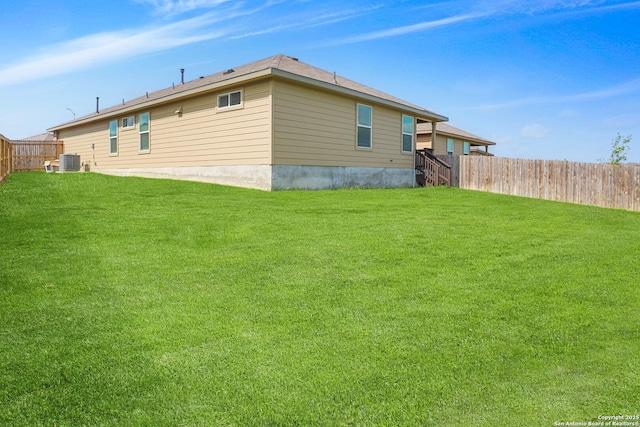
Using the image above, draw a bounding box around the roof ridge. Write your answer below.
[49,54,447,132]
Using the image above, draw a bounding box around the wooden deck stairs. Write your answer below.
[415,149,451,187]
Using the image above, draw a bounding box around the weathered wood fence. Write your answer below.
[11,140,63,172]
[436,155,460,187]
[450,156,640,211]
[1,134,12,184]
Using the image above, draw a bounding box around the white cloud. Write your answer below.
[543,0,640,15]
[521,124,548,139]
[471,0,640,17]
[0,1,372,87]
[329,12,487,45]
[135,0,234,16]
[327,0,640,46]
[230,7,372,40]
[469,77,640,111]
[497,0,606,14]
[602,114,640,128]
[0,14,228,87]
[559,109,580,118]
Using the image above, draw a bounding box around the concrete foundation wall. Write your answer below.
[95,164,415,191]
[97,165,272,191]
[271,165,415,190]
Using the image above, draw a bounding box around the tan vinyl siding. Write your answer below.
[57,122,107,167]
[427,134,464,156]
[416,133,432,150]
[417,133,477,156]
[272,80,413,168]
[59,80,272,169]
[446,135,465,156]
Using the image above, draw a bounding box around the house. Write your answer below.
[417,122,495,157]
[48,54,448,190]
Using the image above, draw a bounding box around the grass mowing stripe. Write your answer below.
[1,172,639,426]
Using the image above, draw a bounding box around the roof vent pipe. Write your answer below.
[96,97,99,114]
[180,68,185,84]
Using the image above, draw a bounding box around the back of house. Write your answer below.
[48,54,447,190]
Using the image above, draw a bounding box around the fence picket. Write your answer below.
[450,156,640,211]
[11,141,63,171]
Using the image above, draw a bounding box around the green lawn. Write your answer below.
[1,172,639,426]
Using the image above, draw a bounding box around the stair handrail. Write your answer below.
[415,149,451,187]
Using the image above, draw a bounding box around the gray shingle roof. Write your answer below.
[13,132,57,143]
[417,122,495,145]
[49,54,447,131]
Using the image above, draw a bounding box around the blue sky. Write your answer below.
[1,0,639,162]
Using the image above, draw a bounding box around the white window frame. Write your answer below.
[357,103,372,149]
[139,112,150,153]
[217,90,243,110]
[122,116,135,129]
[463,141,470,155]
[402,115,414,153]
[109,119,118,155]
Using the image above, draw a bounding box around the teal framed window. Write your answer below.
[109,120,118,155]
[357,104,372,148]
[139,112,150,152]
[402,115,413,153]
[447,138,454,155]
[463,141,470,155]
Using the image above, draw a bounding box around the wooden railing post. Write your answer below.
[415,149,452,187]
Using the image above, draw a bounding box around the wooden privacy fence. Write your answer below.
[1,134,11,184]
[457,156,640,211]
[11,141,63,172]
[436,155,460,187]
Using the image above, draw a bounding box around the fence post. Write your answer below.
[0,135,11,184]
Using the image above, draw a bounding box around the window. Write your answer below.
[122,116,135,129]
[357,104,372,148]
[402,115,413,152]
[109,120,118,155]
[217,90,242,109]
[463,141,470,155]
[447,138,454,155]
[139,112,150,152]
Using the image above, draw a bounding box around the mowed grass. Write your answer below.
[1,172,638,426]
